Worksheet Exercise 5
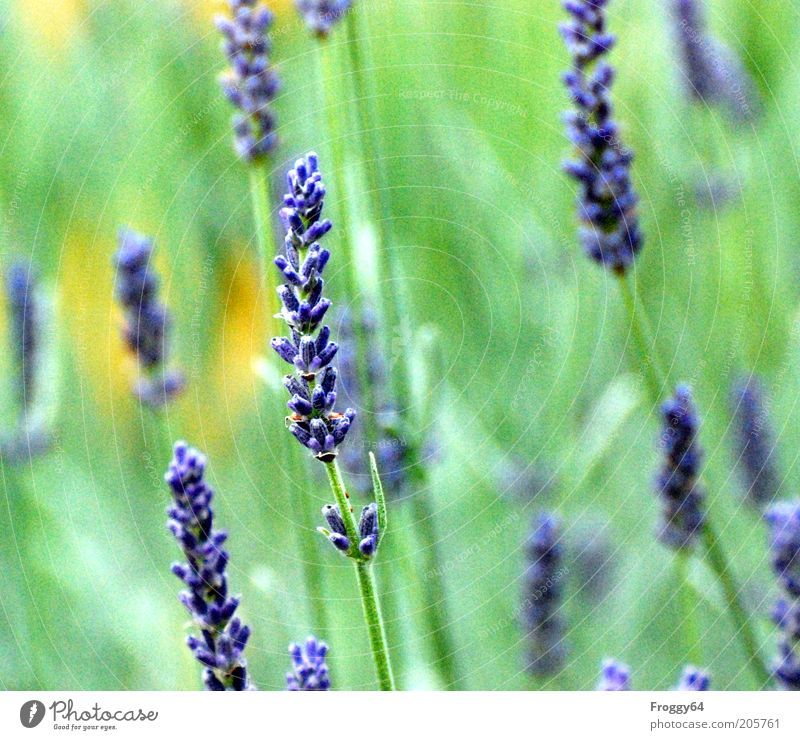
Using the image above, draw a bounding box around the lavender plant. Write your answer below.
[597,659,630,690]
[731,376,779,507]
[113,229,185,407]
[560,0,643,273]
[764,501,800,690]
[675,666,710,690]
[522,512,567,675]
[286,636,331,690]
[669,0,759,122]
[655,385,706,549]
[215,0,280,163]
[295,0,351,37]
[272,152,394,690]
[165,442,254,691]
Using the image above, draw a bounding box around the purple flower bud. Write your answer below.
[286,635,331,690]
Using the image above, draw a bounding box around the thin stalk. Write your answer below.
[675,550,701,666]
[617,272,666,400]
[355,559,395,690]
[616,270,770,685]
[702,520,771,686]
[318,39,381,448]
[343,12,460,688]
[325,460,395,690]
[248,164,281,344]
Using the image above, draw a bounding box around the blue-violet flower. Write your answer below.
[655,385,705,549]
[286,636,331,690]
[560,0,643,273]
[113,229,185,407]
[216,1,280,162]
[765,501,800,690]
[522,512,567,675]
[295,1,351,38]
[271,152,355,462]
[597,658,630,690]
[166,442,253,691]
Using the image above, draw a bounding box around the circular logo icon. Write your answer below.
[20,700,45,729]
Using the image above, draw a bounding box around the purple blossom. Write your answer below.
[676,666,710,690]
[295,1,352,38]
[560,0,643,273]
[272,153,355,462]
[165,442,254,691]
[521,512,567,675]
[113,229,185,407]
[597,658,630,690]
[731,376,779,507]
[765,501,800,690]
[216,1,280,162]
[286,636,330,690]
[655,385,705,549]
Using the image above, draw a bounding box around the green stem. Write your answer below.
[616,271,770,685]
[355,560,396,691]
[616,272,666,400]
[318,40,381,448]
[248,163,280,343]
[325,460,395,689]
[675,551,701,666]
[702,521,771,687]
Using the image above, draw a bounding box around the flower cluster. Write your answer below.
[272,152,356,462]
[216,1,280,162]
[165,442,253,691]
[113,229,185,407]
[295,1,352,38]
[521,512,567,675]
[764,501,800,690]
[597,658,630,690]
[337,309,411,496]
[670,0,759,122]
[731,377,779,507]
[675,666,710,691]
[560,0,643,273]
[5,262,38,414]
[286,636,331,690]
[320,502,379,558]
[655,385,706,549]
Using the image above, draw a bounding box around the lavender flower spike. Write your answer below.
[272,152,355,462]
[597,658,630,690]
[764,501,800,690]
[521,512,567,675]
[113,229,185,407]
[731,376,779,507]
[165,442,254,691]
[5,262,38,414]
[216,1,280,162]
[295,1,352,38]
[675,665,710,690]
[670,0,759,122]
[655,385,706,549]
[286,636,331,690]
[560,0,643,273]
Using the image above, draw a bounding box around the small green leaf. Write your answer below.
[369,452,387,545]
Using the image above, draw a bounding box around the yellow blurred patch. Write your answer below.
[18,0,87,54]
[218,249,268,419]
[187,0,295,25]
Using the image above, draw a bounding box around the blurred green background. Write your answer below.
[1,0,800,690]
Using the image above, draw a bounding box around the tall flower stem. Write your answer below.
[616,273,769,685]
[342,10,460,689]
[318,40,380,448]
[702,519,771,687]
[325,459,395,690]
[249,163,330,639]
